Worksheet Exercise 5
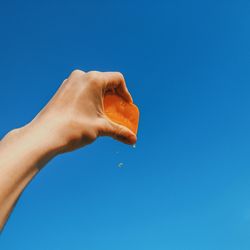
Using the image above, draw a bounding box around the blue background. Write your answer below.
[1,0,250,249]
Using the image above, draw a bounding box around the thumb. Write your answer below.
[98,118,137,145]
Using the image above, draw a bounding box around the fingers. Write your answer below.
[68,70,133,103]
[98,118,137,145]
[102,72,133,103]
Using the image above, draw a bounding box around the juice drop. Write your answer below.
[117,162,124,168]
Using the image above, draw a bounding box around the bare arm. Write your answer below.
[0,70,136,231]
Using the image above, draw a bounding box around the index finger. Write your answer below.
[103,72,133,103]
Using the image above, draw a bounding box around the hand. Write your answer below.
[22,70,137,154]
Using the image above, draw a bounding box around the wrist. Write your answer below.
[10,122,60,169]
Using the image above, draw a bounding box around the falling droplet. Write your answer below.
[132,144,136,148]
[117,162,124,168]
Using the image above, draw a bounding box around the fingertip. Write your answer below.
[127,92,133,104]
[113,127,137,145]
[128,132,137,145]
[122,131,137,145]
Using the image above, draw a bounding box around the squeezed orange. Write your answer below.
[103,94,139,134]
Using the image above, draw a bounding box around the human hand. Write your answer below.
[22,70,137,154]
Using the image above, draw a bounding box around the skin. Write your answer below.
[0,70,137,231]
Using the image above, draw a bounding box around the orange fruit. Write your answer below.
[103,94,139,134]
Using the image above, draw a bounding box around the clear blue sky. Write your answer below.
[1,0,250,249]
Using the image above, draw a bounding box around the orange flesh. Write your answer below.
[103,94,139,134]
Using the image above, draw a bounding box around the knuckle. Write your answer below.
[114,71,125,81]
[70,69,85,78]
[86,71,104,86]
[60,78,69,88]
[87,71,100,78]
[83,128,98,143]
[67,69,86,87]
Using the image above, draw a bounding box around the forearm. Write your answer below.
[0,124,58,231]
